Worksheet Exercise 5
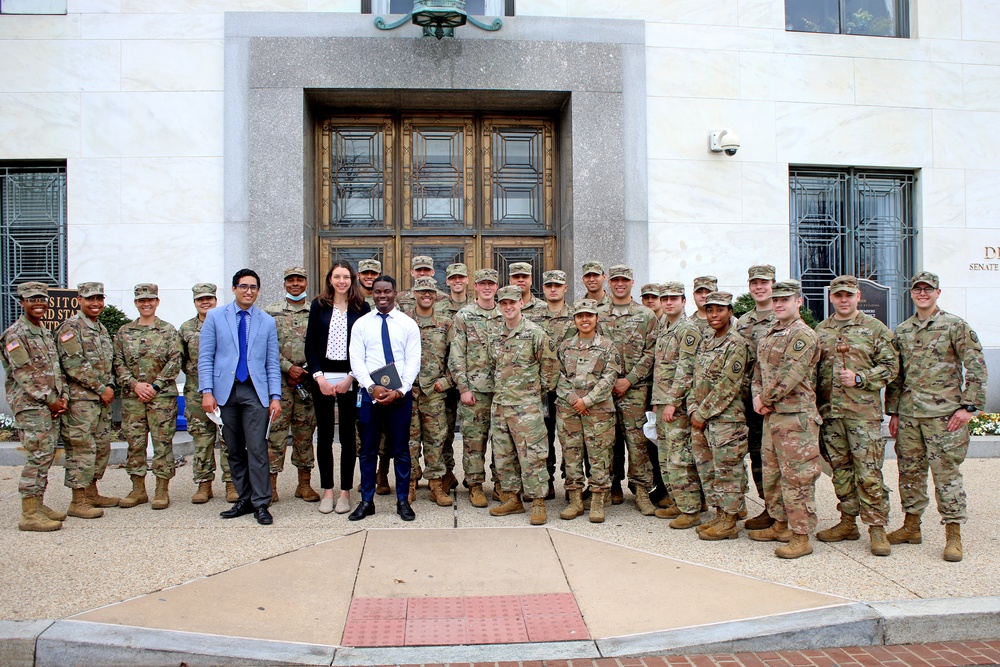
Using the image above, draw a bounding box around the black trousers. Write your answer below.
[221,379,271,508]
[313,386,358,491]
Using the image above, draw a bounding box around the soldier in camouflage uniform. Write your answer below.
[539,269,577,498]
[264,267,320,505]
[656,282,704,529]
[555,299,621,522]
[750,280,822,559]
[598,265,658,515]
[358,258,381,308]
[433,262,470,494]
[641,283,664,322]
[57,281,117,520]
[689,276,717,334]
[179,282,233,503]
[736,264,777,530]
[815,275,899,556]
[395,255,448,312]
[885,271,987,562]
[114,284,182,511]
[448,268,502,507]
[488,285,559,525]
[3,282,67,532]
[405,276,455,506]
[508,262,548,324]
[581,261,612,308]
[639,282,669,506]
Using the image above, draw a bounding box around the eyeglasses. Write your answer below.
[911,286,936,294]
[235,284,259,292]
[23,297,48,304]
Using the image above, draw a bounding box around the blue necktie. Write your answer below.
[377,312,395,364]
[236,310,249,382]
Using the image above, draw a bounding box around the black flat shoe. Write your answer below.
[349,499,375,521]
[254,505,273,525]
[220,499,253,519]
[397,499,415,521]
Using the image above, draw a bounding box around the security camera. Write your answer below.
[709,130,740,156]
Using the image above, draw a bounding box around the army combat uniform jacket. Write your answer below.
[56,312,113,401]
[816,311,898,421]
[556,333,621,412]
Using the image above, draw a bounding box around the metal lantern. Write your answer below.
[375,0,502,40]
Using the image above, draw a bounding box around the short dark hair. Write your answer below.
[373,274,396,291]
[232,268,260,288]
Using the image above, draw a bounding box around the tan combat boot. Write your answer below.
[19,497,61,532]
[655,503,681,520]
[118,475,148,508]
[943,523,963,562]
[699,511,739,541]
[68,487,104,519]
[669,512,702,530]
[530,498,547,525]
[375,457,391,495]
[151,477,170,510]
[86,480,119,508]
[294,468,320,502]
[887,513,922,544]
[869,526,891,557]
[748,519,792,542]
[816,512,860,542]
[775,533,813,559]
[635,486,656,516]
[744,508,773,531]
[609,481,624,505]
[442,469,458,494]
[589,491,607,523]
[270,472,279,503]
[560,489,584,520]
[468,484,488,508]
[39,502,67,521]
[657,495,677,509]
[428,479,453,507]
[696,508,722,535]
[489,491,525,517]
[191,481,213,504]
[225,481,238,502]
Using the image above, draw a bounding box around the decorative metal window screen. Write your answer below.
[789,167,915,328]
[785,0,909,37]
[1,165,67,331]
[322,118,393,230]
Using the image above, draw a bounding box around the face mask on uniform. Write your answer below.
[285,292,307,301]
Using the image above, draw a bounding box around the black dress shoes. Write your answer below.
[397,499,415,522]
[254,505,273,525]
[220,499,253,519]
[349,499,375,521]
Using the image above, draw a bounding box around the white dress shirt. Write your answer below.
[349,307,421,395]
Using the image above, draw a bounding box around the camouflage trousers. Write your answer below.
[122,395,178,480]
[762,412,822,535]
[492,401,549,500]
[409,385,451,480]
[706,419,749,515]
[458,391,494,485]
[267,383,316,474]
[17,408,59,499]
[556,404,614,491]
[653,404,702,514]
[894,414,968,524]
[613,385,654,490]
[185,390,231,484]
[820,417,888,526]
[690,420,717,508]
[60,399,111,489]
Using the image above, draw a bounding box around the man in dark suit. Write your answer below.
[199,268,282,525]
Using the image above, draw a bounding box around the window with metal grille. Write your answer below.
[0,164,67,331]
[361,0,515,15]
[785,0,909,37]
[789,167,916,328]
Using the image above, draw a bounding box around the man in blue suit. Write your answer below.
[199,268,282,525]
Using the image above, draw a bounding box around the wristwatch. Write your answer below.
[854,374,863,387]
[367,384,376,396]
[963,405,977,414]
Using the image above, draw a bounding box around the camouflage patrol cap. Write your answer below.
[581,261,605,276]
[17,282,48,299]
[508,262,532,276]
[496,285,523,302]
[748,264,776,281]
[693,276,718,292]
[573,299,600,315]
[911,271,939,289]
[660,281,685,297]
[283,266,307,279]
[608,265,633,280]
[412,255,434,270]
[640,283,660,297]
[829,275,859,294]
[358,259,382,274]
[446,262,468,278]
[704,291,734,307]
[542,270,567,285]
[474,268,499,284]
[192,283,217,300]
[413,276,438,292]
[77,282,105,298]
[771,280,801,298]
[134,283,159,299]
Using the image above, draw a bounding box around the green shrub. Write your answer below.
[98,304,131,338]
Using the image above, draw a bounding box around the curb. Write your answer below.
[0,435,195,467]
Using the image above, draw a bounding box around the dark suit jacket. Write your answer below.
[305,298,370,374]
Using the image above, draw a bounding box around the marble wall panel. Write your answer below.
[965,170,1000,230]
[963,65,1000,112]
[122,39,224,92]
[775,103,933,167]
[961,40,1000,67]
[82,13,224,39]
[740,52,855,104]
[738,0,784,29]
[647,96,776,162]
[648,159,742,224]
[933,287,967,322]
[773,28,957,63]
[81,91,223,157]
[0,40,119,93]
[67,0,119,12]
[0,92,80,157]
[741,162,788,226]
[921,227,1000,292]
[568,0,737,24]
[67,158,121,225]
[122,0,306,12]
[914,0,962,39]
[646,22,773,52]
[0,13,81,39]
[854,59,963,109]
[120,157,224,224]
[932,110,1000,170]
[646,47,740,99]
[306,0,358,9]
[961,0,1000,44]
[516,0,567,16]
[964,288,1000,347]
[920,168,966,230]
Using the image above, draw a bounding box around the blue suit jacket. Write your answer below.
[198,302,282,407]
